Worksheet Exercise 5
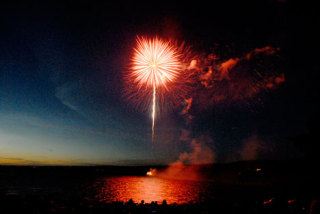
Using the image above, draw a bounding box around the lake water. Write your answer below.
[94,176,212,204]
[0,166,315,213]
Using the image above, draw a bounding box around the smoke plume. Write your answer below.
[158,136,215,180]
[239,135,266,160]
[183,46,285,110]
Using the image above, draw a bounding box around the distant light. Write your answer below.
[263,198,274,206]
[146,168,157,176]
[288,199,296,206]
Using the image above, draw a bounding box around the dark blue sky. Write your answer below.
[0,0,319,165]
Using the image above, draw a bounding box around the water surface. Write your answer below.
[95,176,209,204]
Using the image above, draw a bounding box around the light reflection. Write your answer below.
[146,168,157,176]
[96,176,203,204]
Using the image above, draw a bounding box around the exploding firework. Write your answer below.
[130,36,183,142]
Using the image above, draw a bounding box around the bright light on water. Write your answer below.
[96,176,208,204]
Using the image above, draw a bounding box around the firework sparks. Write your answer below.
[152,85,156,142]
[131,36,182,142]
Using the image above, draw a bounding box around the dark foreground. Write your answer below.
[2,196,320,214]
[0,160,319,214]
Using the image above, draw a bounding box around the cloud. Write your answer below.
[54,81,93,122]
[55,82,81,112]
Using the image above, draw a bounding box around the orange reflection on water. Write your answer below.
[97,176,203,204]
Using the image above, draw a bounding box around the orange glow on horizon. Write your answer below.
[0,154,100,166]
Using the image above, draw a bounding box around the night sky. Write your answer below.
[0,0,319,165]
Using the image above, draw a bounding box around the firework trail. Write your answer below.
[152,85,156,141]
[130,36,182,142]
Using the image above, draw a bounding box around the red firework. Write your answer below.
[126,36,189,142]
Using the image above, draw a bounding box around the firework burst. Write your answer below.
[132,37,182,88]
[129,36,183,142]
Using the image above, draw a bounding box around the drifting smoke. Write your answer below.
[180,98,193,124]
[222,135,274,162]
[181,98,193,115]
[184,46,285,109]
[158,136,215,181]
[157,45,284,174]
[187,59,198,70]
[245,46,280,60]
[165,45,284,168]
[219,58,240,80]
[178,138,215,164]
[199,67,213,87]
[266,73,285,89]
[179,128,190,141]
[239,135,267,161]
